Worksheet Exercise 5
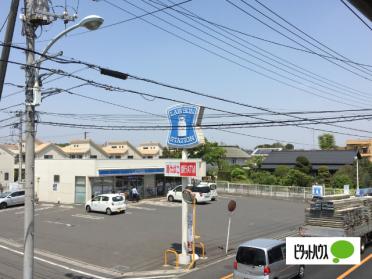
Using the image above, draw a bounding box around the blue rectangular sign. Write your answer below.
[98,168,164,176]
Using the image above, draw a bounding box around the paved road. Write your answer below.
[0,195,306,278]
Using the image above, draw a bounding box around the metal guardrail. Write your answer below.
[163,248,179,268]
[216,181,347,200]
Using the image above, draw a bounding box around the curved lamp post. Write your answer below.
[33,15,104,104]
[23,14,104,279]
[41,15,104,58]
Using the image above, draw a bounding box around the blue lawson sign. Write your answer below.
[167,104,204,148]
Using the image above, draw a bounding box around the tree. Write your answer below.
[284,143,294,150]
[281,169,313,187]
[245,156,264,169]
[161,147,182,159]
[250,171,277,185]
[295,156,312,174]
[331,174,353,188]
[318,133,336,150]
[230,167,247,181]
[317,166,331,186]
[188,139,226,168]
[274,165,290,178]
[255,142,284,149]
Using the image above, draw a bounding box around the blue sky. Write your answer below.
[0,0,371,149]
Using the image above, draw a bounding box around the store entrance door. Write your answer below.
[75,176,86,204]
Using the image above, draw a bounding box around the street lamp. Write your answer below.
[354,156,359,194]
[23,14,104,279]
[32,15,104,104]
[40,15,104,59]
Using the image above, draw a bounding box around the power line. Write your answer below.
[38,110,372,128]
[2,56,371,137]
[0,103,23,112]
[148,0,372,68]
[226,0,372,81]
[243,0,372,76]
[339,0,372,31]
[150,0,372,99]
[140,0,372,103]
[102,0,368,107]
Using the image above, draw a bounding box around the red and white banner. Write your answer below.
[164,161,205,177]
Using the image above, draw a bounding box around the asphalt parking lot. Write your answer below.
[0,195,307,278]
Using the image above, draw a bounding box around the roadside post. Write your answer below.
[226,200,236,255]
[166,104,205,265]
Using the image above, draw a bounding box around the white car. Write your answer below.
[85,194,126,215]
[197,182,218,201]
[167,185,212,203]
[0,190,25,209]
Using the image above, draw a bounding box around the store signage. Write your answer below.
[167,104,204,148]
[164,161,201,177]
[180,162,196,177]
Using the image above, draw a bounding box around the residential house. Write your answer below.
[261,150,361,174]
[62,140,108,159]
[137,142,164,159]
[102,141,142,159]
[346,139,372,162]
[221,145,251,166]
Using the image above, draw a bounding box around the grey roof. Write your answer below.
[252,148,282,156]
[239,238,284,249]
[221,146,251,159]
[261,150,360,170]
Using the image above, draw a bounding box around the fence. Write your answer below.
[216,181,346,200]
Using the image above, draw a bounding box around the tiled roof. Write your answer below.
[261,150,360,170]
[221,146,251,159]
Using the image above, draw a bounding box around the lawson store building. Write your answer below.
[35,159,205,204]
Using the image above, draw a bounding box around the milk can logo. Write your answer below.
[286,237,360,265]
[167,104,204,148]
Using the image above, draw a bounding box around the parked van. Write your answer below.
[233,238,304,279]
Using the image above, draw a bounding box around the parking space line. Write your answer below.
[126,205,157,211]
[45,220,73,227]
[72,214,104,220]
[14,206,53,215]
[0,244,111,279]
[0,207,24,213]
[336,253,372,279]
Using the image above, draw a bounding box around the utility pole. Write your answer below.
[0,0,20,100]
[84,131,89,140]
[17,111,23,183]
[23,0,37,277]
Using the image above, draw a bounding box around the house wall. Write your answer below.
[226,158,248,166]
[0,149,14,190]
[35,147,67,160]
[35,160,96,204]
[124,147,142,159]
